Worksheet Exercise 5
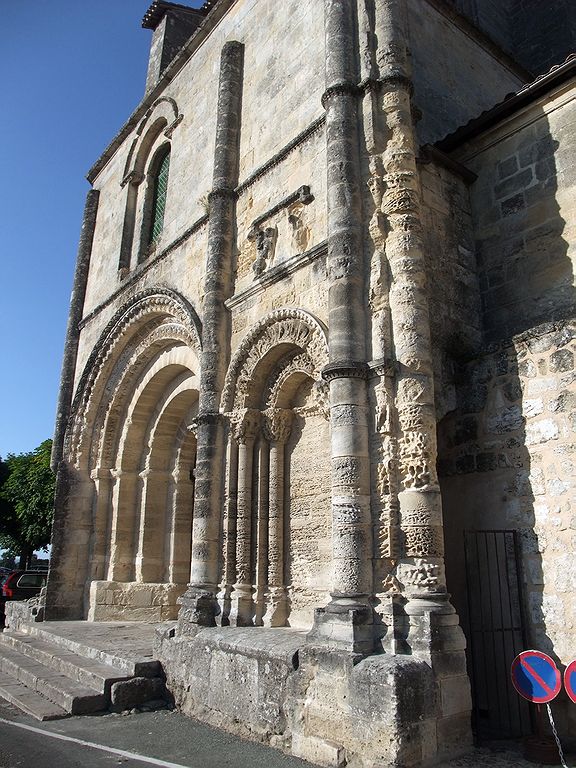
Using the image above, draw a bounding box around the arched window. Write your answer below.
[138,143,171,261]
[148,145,170,245]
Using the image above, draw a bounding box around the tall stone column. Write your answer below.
[228,408,260,626]
[52,188,100,470]
[308,0,373,655]
[365,4,472,749]
[372,0,449,616]
[178,41,244,631]
[262,408,293,627]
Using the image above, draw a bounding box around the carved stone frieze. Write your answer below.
[221,309,328,412]
[398,430,437,489]
[398,558,443,591]
[250,226,277,277]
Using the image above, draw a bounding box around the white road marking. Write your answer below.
[0,717,193,768]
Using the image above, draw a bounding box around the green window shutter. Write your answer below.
[149,148,170,244]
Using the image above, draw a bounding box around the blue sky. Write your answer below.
[0,1,202,458]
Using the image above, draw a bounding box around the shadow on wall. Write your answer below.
[438,107,575,744]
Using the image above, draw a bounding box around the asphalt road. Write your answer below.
[0,699,314,768]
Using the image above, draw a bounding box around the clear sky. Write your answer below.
[0,1,202,458]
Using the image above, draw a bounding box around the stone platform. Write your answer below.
[156,622,472,768]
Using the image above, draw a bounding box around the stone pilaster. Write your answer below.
[178,41,244,631]
[308,0,373,655]
[228,408,260,627]
[262,407,293,627]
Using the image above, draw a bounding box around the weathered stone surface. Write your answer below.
[48,0,576,763]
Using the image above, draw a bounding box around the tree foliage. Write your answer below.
[0,439,55,567]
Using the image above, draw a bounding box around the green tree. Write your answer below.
[0,440,55,568]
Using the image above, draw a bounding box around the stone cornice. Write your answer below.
[248,185,313,237]
[322,361,369,382]
[225,241,327,310]
[235,116,325,195]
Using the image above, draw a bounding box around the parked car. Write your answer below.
[0,570,47,627]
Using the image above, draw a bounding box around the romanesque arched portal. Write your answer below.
[219,309,330,628]
[49,289,202,621]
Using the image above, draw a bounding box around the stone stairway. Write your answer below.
[0,621,167,720]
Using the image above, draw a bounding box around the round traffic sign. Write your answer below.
[564,659,576,704]
[511,650,561,703]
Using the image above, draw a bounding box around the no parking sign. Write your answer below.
[510,650,562,703]
[564,659,576,704]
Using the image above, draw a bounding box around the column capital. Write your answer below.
[229,408,261,444]
[262,407,293,444]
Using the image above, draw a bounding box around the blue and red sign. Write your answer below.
[511,651,562,703]
[564,659,576,704]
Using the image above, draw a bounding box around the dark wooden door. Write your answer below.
[464,529,532,740]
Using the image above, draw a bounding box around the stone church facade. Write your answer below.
[48,1,575,765]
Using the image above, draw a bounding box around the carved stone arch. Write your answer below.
[95,343,198,472]
[222,308,328,412]
[122,96,183,184]
[67,289,201,468]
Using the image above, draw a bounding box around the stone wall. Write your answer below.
[456,83,576,343]
[440,77,576,743]
[408,0,523,145]
[438,319,576,741]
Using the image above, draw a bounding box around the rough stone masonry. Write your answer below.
[48,0,575,765]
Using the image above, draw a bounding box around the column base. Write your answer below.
[228,583,255,627]
[176,585,219,633]
[307,597,374,655]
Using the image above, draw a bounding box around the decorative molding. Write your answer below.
[235,116,325,195]
[321,81,361,108]
[225,241,327,310]
[221,308,329,413]
[247,185,314,238]
[322,361,369,382]
[68,289,202,464]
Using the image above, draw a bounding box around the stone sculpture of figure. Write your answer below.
[251,226,277,276]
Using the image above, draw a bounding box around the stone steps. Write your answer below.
[0,671,67,721]
[0,631,131,693]
[0,642,106,716]
[0,623,167,720]
[22,624,161,678]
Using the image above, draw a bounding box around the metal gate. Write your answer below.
[464,529,532,741]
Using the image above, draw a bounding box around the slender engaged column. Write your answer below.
[107,469,138,582]
[262,408,293,627]
[178,41,244,630]
[228,408,260,626]
[216,435,238,624]
[52,189,100,470]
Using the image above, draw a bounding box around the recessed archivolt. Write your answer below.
[221,308,328,412]
[67,289,201,468]
[123,97,183,183]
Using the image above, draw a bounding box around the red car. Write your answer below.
[0,569,47,627]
